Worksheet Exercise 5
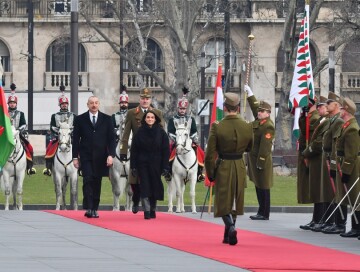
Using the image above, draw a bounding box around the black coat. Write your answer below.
[130,123,169,200]
[72,111,116,177]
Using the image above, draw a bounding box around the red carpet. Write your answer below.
[45,211,360,271]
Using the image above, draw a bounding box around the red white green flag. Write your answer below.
[205,63,224,187]
[288,3,315,138]
[0,65,14,168]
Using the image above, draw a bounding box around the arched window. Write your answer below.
[203,37,237,73]
[123,38,163,71]
[0,40,10,72]
[46,38,87,72]
[342,39,360,72]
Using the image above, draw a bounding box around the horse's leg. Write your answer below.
[16,170,25,211]
[189,174,197,214]
[126,181,133,211]
[167,179,174,213]
[62,176,68,210]
[3,173,11,210]
[53,174,62,210]
[175,177,182,213]
[111,171,121,211]
[70,173,78,210]
[180,181,186,213]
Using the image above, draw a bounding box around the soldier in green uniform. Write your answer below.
[120,88,165,214]
[336,98,360,238]
[297,97,320,230]
[43,85,76,176]
[244,85,274,220]
[7,83,36,175]
[205,92,253,246]
[302,96,329,230]
[111,85,129,136]
[167,87,205,182]
[322,92,347,234]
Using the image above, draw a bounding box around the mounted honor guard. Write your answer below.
[167,87,205,182]
[43,85,76,176]
[111,84,129,137]
[7,83,36,175]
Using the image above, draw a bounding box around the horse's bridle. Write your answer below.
[58,128,72,153]
[175,128,192,154]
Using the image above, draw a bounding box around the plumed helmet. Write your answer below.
[58,95,69,106]
[60,85,65,92]
[8,95,18,104]
[119,84,129,103]
[10,83,16,91]
[178,86,189,108]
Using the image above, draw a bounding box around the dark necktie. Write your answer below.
[92,115,96,126]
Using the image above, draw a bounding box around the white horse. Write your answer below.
[52,121,78,210]
[168,119,198,213]
[0,126,26,210]
[109,126,133,211]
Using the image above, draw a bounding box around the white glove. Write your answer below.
[244,84,254,97]
[116,129,120,136]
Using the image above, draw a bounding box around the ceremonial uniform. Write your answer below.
[7,84,36,175]
[322,92,347,234]
[167,88,205,182]
[43,90,76,176]
[111,86,129,137]
[247,95,275,220]
[205,92,253,246]
[120,88,164,213]
[336,98,360,238]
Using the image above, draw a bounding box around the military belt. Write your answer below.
[337,151,360,156]
[218,153,243,160]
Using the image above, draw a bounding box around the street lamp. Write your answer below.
[70,0,79,114]
[200,51,206,149]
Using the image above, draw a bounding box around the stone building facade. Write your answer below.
[0,0,359,131]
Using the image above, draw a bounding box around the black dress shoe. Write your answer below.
[322,224,345,234]
[340,229,360,238]
[228,226,238,246]
[250,214,269,220]
[132,205,139,214]
[299,221,315,230]
[84,210,92,218]
[150,210,156,219]
[91,210,99,218]
[144,211,151,220]
[310,222,332,232]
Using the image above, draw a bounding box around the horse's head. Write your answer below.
[58,121,72,152]
[174,119,192,154]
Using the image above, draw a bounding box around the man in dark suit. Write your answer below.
[72,96,116,218]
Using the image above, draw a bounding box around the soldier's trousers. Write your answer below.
[256,187,270,219]
[131,184,141,206]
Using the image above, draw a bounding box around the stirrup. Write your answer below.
[42,168,52,176]
[197,174,205,183]
[164,172,172,182]
[27,168,36,175]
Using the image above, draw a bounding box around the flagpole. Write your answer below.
[243,34,255,114]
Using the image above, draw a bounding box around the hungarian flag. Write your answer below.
[205,63,224,187]
[288,3,315,138]
[0,69,14,168]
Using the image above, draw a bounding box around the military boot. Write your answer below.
[42,159,52,176]
[222,215,237,245]
[26,160,36,175]
[197,166,205,183]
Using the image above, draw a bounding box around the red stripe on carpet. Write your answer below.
[45,211,360,271]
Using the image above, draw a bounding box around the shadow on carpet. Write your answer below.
[45,210,360,271]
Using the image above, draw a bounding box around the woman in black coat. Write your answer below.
[130,110,170,219]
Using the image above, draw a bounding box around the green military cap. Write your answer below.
[317,95,327,106]
[258,101,271,112]
[140,88,152,98]
[224,92,240,106]
[341,97,356,115]
[326,92,343,105]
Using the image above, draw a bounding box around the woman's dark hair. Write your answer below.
[141,110,161,125]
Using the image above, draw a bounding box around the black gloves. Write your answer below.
[329,169,336,180]
[302,106,309,113]
[208,176,215,182]
[131,168,137,177]
[120,154,127,162]
[341,173,351,184]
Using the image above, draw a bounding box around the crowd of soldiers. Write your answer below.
[298,92,360,239]
[6,81,360,240]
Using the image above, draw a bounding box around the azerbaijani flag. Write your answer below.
[0,63,14,168]
[288,2,315,138]
[205,63,224,187]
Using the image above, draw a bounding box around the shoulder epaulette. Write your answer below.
[343,121,350,129]
[135,107,140,113]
